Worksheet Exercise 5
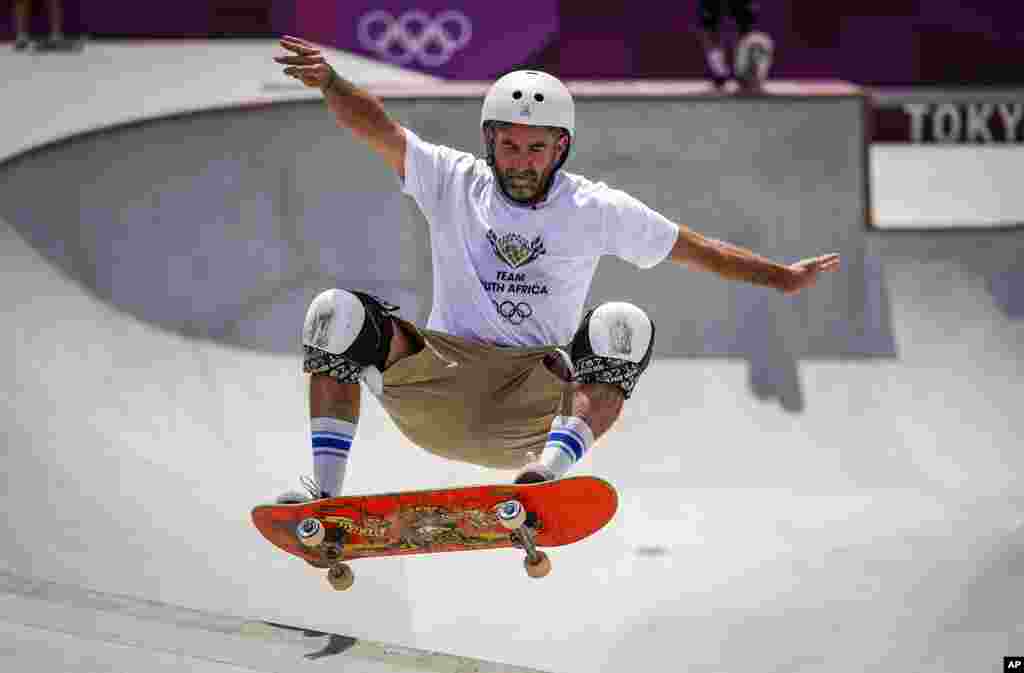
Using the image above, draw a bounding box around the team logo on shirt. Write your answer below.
[487,230,545,269]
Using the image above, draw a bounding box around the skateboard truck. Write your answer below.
[297,517,355,590]
[496,500,551,578]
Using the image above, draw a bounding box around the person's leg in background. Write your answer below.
[731,0,758,39]
[33,0,72,50]
[13,0,32,50]
[44,0,63,44]
[697,0,731,88]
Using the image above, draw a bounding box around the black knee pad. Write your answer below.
[302,289,398,385]
[568,303,655,400]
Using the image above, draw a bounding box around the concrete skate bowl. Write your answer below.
[0,101,432,356]
[1,84,898,412]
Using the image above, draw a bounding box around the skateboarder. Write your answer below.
[272,36,839,504]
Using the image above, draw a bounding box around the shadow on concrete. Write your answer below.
[263,621,359,660]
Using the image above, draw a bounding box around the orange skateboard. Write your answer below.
[251,476,617,590]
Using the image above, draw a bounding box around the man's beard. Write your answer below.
[499,169,543,201]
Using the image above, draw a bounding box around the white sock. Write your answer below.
[538,416,595,479]
[311,417,356,497]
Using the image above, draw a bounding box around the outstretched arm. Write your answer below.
[274,36,406,176]
[668,223,840,295]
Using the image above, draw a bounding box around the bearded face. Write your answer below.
[489,124,568,203]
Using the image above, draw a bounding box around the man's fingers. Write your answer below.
[783,254,840,294]
[283,65,322,79]
[276,35,330,87]
[274,54,325,66]
[279,36,320,55]
[280,35,316,49]
[281,34,316,46]
[800,254,841,272]
[817,255,841,272]
[811,253,839,265]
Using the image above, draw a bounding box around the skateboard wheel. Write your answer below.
[496,500,527,530]
[327,563,354,591]
[297,517,325,547]
[524,551,551,578]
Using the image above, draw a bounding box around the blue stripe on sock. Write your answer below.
[312,436,352,451]
[547,441,577,464]
[314,448,349,458]
[312,431,353,442]
[549,431,585,461]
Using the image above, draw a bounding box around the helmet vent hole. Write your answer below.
[512,91,523,100]
[534,93,545,102]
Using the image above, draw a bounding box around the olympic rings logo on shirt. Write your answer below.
[495,300,533,325]
[357,10,473,68]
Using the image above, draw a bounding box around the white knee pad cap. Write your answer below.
[303,289,367,355]
[587,302,652,364]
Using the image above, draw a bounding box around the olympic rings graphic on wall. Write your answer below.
[357,10,473,68]
[495,300,533,325]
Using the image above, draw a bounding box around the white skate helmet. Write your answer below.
[480,70,575,204]
[480,70,575,140]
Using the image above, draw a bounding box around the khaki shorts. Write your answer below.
[378,319,573,470]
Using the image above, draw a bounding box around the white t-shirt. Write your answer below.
[400,127,678,347]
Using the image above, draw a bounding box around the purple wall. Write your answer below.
[530,1,1024,85]
[0,1,290,38]
[293,1,557,81]
[2,1,1022,85]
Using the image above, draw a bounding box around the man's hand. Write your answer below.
[274,35,335,90]
[780,254,841,295]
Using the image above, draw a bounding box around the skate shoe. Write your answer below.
[276,475,330,504]
[33,35,83,52]
[734,31,774,92]
[705,47,731,89]
[514,462,556,485]
[273,476,335,568]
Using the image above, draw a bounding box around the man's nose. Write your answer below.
[519,155,543,173]
[511,154,532,171]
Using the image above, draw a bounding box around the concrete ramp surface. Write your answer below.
[0,572,545,672]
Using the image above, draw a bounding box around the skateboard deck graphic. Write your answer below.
[252,476,617,586]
